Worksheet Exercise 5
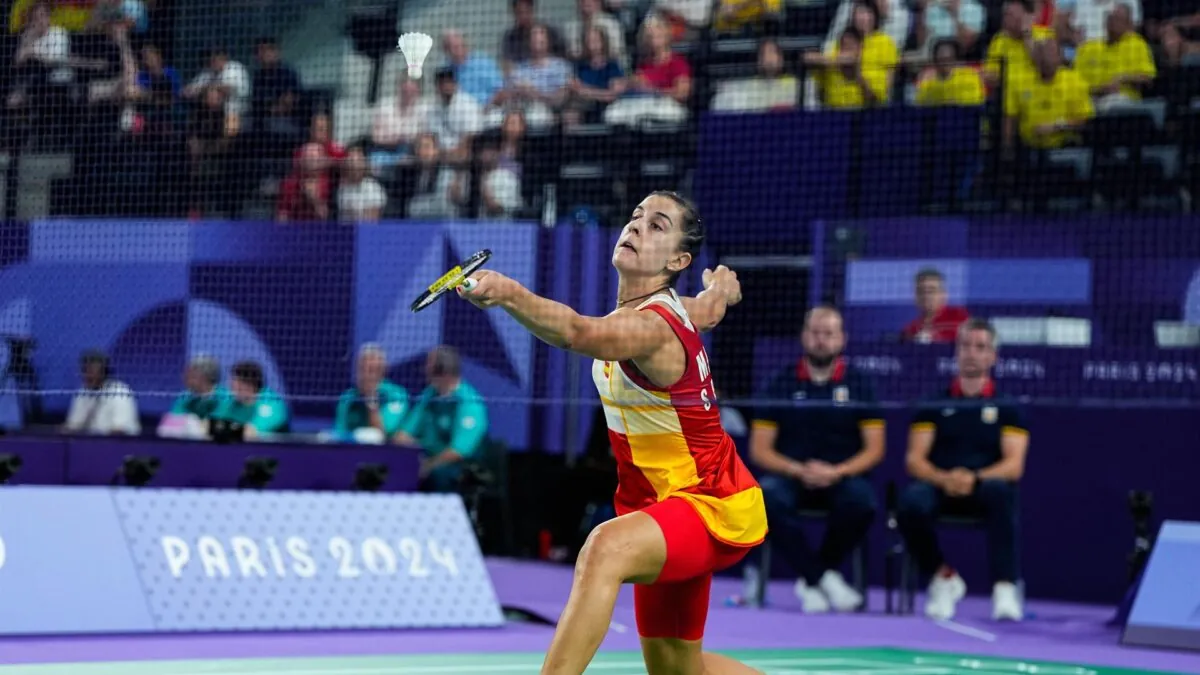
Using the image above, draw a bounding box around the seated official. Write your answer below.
[903,268,969,344]
[333,344,408,443]
[394,346,489,493]
[210,361,289,439]
[62,349,141,436]
[158,354,228,439]
[749,307,885,613]
[897,318,1029,622]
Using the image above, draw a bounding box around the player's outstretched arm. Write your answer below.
[680,265,742,333]
[459,271,674,362]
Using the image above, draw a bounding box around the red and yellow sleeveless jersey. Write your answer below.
[590,291,767,547]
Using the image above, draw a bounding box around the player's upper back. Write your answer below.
[590,290,725,448]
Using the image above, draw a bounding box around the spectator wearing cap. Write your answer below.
[427,67,485,166]
[902,268,970,343]
[211,361,289,439]
[747,307,884,613]
[916,39,985,106]
[62,349,141,436]
[898,319,1028,622]
[441,30,504,107]
[333,344,409,443]
[158,355,227,439]
[394,346,490,494]
[183,46,250,118]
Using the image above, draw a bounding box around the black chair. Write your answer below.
[750,509,869,611]
[460,438,516,556]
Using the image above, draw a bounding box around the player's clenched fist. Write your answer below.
[457,269,517,308]
[702,265,741,306]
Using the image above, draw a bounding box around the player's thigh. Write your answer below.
[577,509,669,585]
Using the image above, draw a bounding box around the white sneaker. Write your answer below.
[794,579,831,613]
[741,564,762,606]
[992,581,1023,621]
[818,570,864,612]
[924,573,966,620]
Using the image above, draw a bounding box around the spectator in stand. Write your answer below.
[132,44,181,127]
[491,23,571,129]
[983,0,1050,89]
[826,0,911,55]
[9,0,97,33]
[1055,0,1140,47]
[212,360,289,439]
[251,36,303,148]
[898,319,1028,622]
[1004,38,1094,150]
[903,269,969,343]
[711,37,797,111]
[649,0,713,42]
[395,346,490,494]
[187,85,239,218]
[338,146,387,223]
[713,0,783,36]
[183,46,250,118]
[157,354,226,439]
[296,112,346,163]
[916,39,985,106]
[84,0,146,38]
[73,10,135,120]
[501,0,566,71]
[747,307,884,613]
[442,30,504,107]
[277,142,332,222]
[565,24,627,125]
[603,14,691,126]
[454,126,524,219]
[62,349,140,436]
[333,344,408,443]
[565,0,627,65]
[371,76,428,161]
[1076,5,1155,108]
[808,3,899,108]
[396,132,458,219]
[1157,22,1200,67]
[912,0,985,59]
[427,67,484,166]
[7,2,71,116]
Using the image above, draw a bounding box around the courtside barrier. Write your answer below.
[0,486,503,634]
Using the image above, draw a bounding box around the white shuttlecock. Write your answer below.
[397,32,434,79]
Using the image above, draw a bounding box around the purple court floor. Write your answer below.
[2,558,1198,674]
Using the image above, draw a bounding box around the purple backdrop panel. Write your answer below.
[0,437,66,485]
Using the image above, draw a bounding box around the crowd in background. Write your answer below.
[4,0,1200,222]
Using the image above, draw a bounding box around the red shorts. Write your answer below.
[634,497,751,641]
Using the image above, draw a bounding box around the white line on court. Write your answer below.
[912,657,1097,675]
[934,620,1000,643]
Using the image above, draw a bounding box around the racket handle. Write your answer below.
[459,278,478,292]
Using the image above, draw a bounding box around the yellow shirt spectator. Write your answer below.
[1075,33,1156,101]
[821,32,898,109]
[10,0,95,33]
[983,25,1053,84]
[713,0,782,33]
[917,67,986,106]
[1005,67,1095,149]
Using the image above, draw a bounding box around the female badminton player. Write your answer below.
[458,190,767,675]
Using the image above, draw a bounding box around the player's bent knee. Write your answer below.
[641,637,703,675]
[576,513,666,584]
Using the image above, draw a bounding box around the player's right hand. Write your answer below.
[457,269,516,309]
[702,265,742,306]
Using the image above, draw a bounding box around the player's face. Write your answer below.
[802,312,846,364]
[613,195,690,279]
[956,328,996,378]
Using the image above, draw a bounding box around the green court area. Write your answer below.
[0,648,1180,675]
